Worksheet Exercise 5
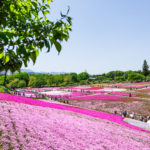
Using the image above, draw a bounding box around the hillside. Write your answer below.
[0,93,150,150]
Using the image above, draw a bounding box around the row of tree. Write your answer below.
[0,71,149,89]
[97,70,148,83]
[0,60,150,89]
[93,60,150,83]
[0,72,90,89]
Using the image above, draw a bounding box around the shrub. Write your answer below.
[8,79,19,89]
[0,85,5,93]
[18,80,26,88]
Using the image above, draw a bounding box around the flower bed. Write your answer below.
[1,101,150,150]
[110,92,136,97]
[70,94,124,101]
[108,82,150,89]
[138,88,150,92]
[20,87,65,92]
[84,87,102,90]
[70,86,91,89]
[123,85,148,89]
[17,87,128,99]
[0,92,148,133]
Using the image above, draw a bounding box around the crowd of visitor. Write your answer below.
[114,110,150,124]
[13,89,70,104]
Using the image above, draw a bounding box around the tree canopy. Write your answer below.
[77,72,89,81]
[128,72,145,82]
[0,0,72,74]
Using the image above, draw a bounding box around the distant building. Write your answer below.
[88,76,97,81]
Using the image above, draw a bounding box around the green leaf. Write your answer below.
[34,48,39,57]
[54,41,61,53]
[0,52,4,59]
[10,4,15,12]
[39,42,45,50]
[45,4,50,8]
[4,55,10,64]
[30,52,36,64]
[18,36,24,41]
[47,0,53,4]
[44,39,50,52]
[32,1,38,8]
[0,0,72,75]
[0,32,8,43]
[43,10,49,16]
[23,59,28,67]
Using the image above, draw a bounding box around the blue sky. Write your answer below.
[25,0,150,74]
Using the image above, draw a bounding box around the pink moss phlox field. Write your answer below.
[70,94,124,101]
[17,87,124,99]
[122,85,148,89]
[21,87,65,92]
[69,86,90,89]
[137,87,150,92]
[108,82,135,87]
[0,92,149,134]
[1,101,150,150]
[110,92,136,97]
[70,92,91,97]
[108,82,150,88]
[42,92,91,98]
[23,92,37,98]
[84,87,102,90]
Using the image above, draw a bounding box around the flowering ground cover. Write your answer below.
[15,90,36,97]
[41,90,71,96]
[17,87,129,99]
[107,82,132,87]
[18,87,65,92]
[69,85,90,89]
[82,87,126,94]
[69,88,127,94]
[17,87,93,98]
[70,94,125,101]
[123,85,149,89]
[68,98,149,119]
[108,82,150,87]
[0,101,150,150]
[138,87,150,92]
[107,83,150,93]
[40,91,92,99]
[133,92,150,99]
[130,87,150,98]
[22,91,37,98]
[110,92,136,97]
[0,92,148,133]
[99,88,126,92]
[84,87,102,90]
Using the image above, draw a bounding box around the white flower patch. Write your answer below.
[41,91,71,96]
[99,88,127,92]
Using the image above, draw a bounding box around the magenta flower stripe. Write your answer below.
[70,94,124,100]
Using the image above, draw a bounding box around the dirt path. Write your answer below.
[124,118,150,131]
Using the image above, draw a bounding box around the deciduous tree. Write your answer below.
[0,0,72,86]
